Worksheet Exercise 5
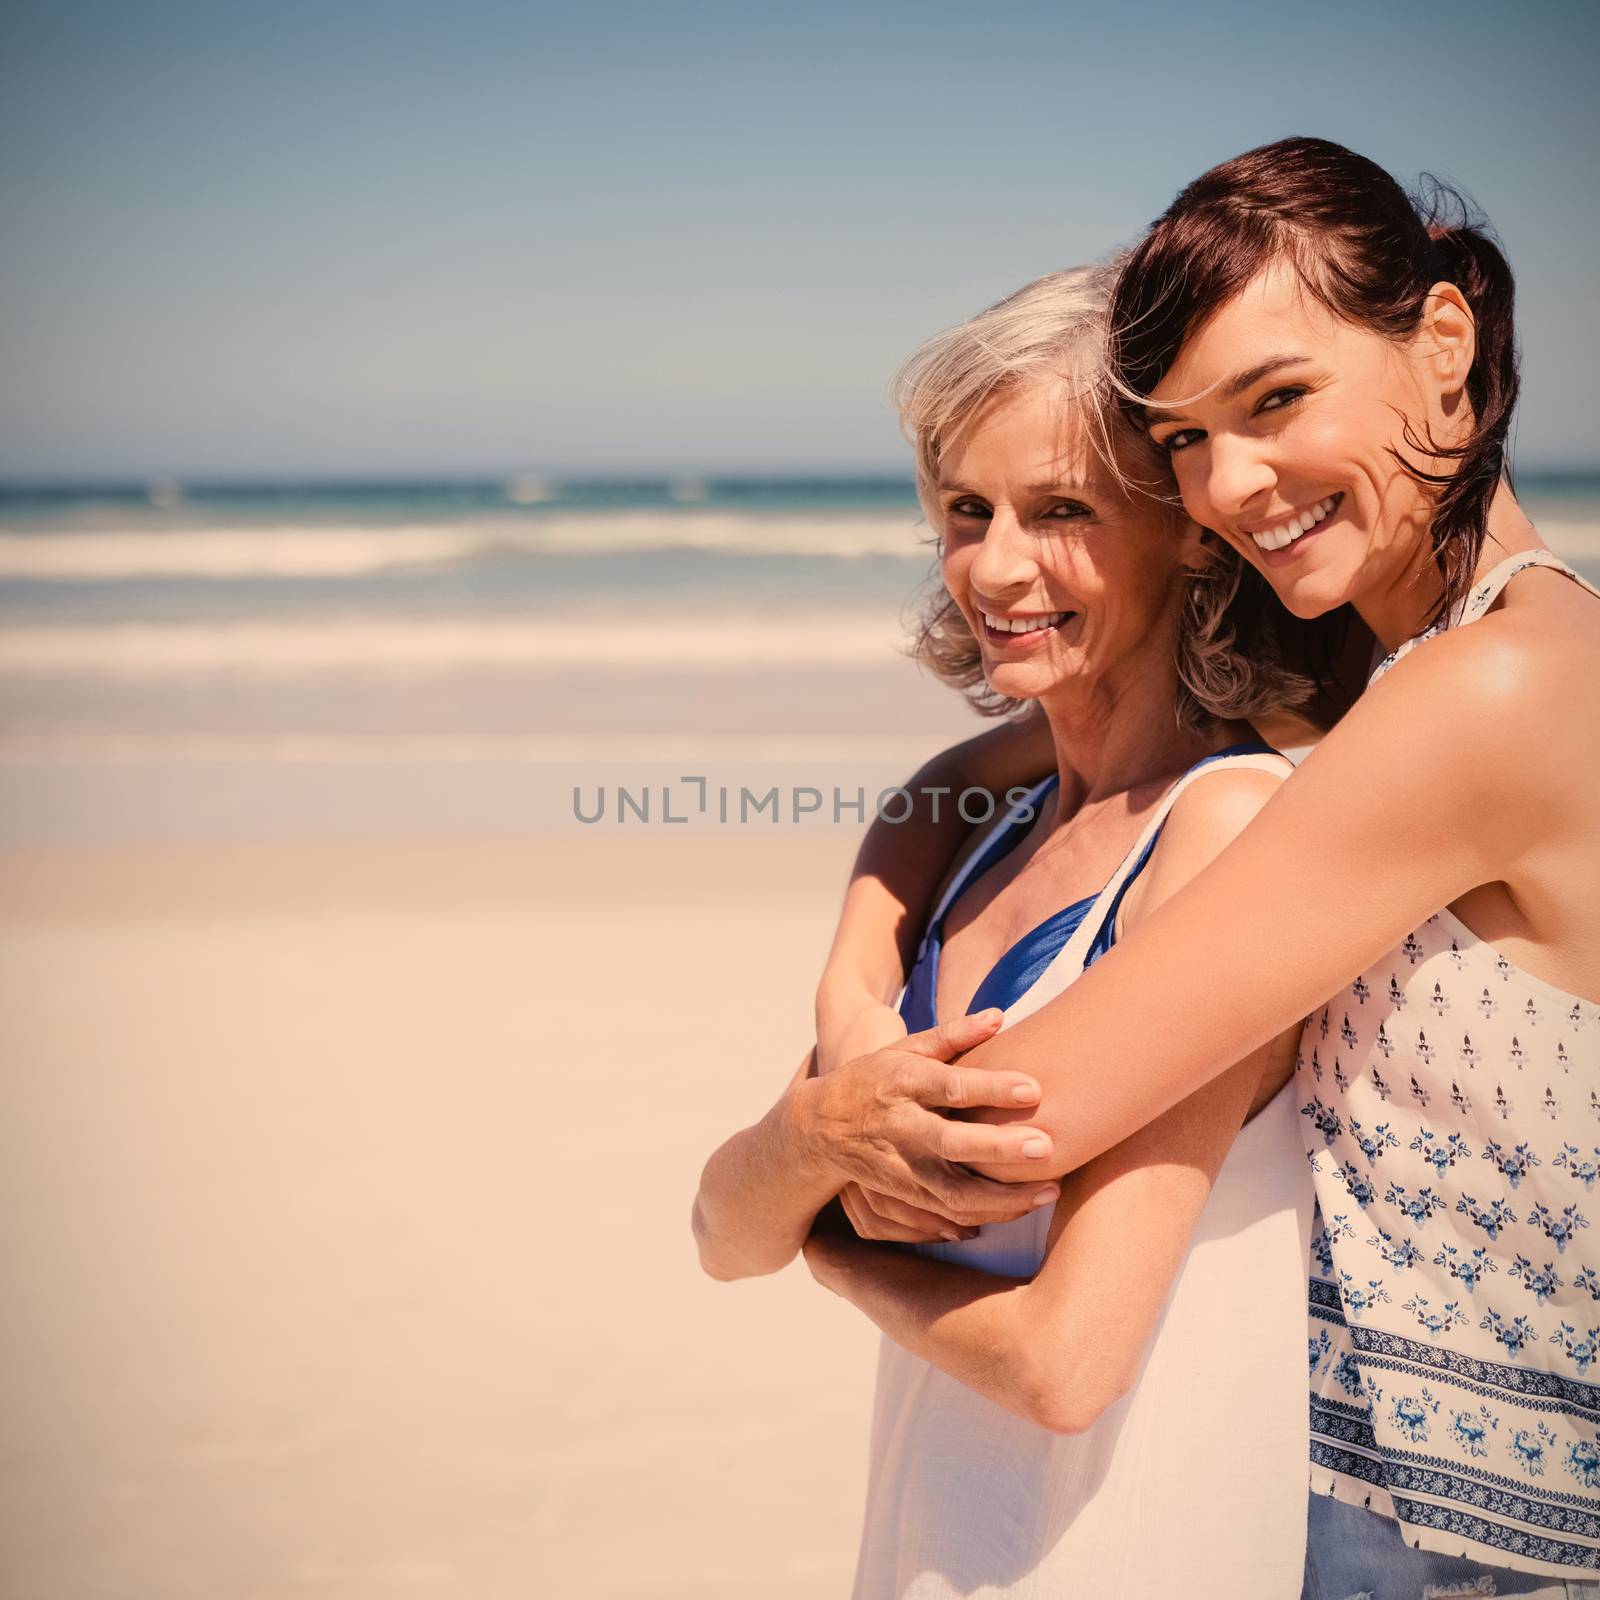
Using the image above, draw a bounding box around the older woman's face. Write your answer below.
[937,381,1189,709]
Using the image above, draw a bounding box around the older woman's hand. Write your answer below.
[798,1010,1061,1232]
[815,1003,975,1243]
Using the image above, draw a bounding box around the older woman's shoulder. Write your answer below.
[1159,760,1288,861]
[1118,759,1289,937]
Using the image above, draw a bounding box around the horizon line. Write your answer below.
[2,462,1597,493]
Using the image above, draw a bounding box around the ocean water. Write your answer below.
[0,473,1595,845]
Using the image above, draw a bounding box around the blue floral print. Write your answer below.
[1298,552,1600,1578]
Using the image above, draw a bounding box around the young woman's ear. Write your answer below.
[1417,281,1477,404]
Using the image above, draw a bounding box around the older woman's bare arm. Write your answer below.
[814,710,1054,1073]
[804,1034,1289,1430]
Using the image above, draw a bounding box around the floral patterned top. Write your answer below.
[1302,549,1600,1577]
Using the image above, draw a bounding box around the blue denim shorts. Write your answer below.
[1301,1491,1600,1600]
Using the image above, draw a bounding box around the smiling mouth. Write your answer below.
[1243,492,1343,553]
[979,609,1076,644]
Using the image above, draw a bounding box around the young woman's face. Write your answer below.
[1145,261,1452,621]
[937,380,1190,710]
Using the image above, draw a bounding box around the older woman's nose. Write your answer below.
[968,507,1040,595]
[1204,433,1277,520]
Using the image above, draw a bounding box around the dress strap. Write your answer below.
[999,746,1294,1027]
[1369,548,1600,686]
[922,772,1057,937]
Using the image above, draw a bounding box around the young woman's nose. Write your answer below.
[968,506,1039,597]
[1203,433,1277,520]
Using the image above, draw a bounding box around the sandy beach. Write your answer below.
[0,826,884,1598]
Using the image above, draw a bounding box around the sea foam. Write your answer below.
[0,513,930,580]
[0,615,910,674]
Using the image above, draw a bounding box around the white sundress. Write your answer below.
[1300,549,1600,1579]
[852,746,1317,1599]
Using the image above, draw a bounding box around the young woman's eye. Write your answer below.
[1154,428,1203,456]
[1256,385,1307,416]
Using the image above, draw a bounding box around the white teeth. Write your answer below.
[981,610,1069,635]
[1249,495,1339,552]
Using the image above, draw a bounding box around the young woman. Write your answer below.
[695,264,1327,1597]
[814,139,1600,1591]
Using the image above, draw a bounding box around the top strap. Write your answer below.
[921,772,1058,939]
[1370,549,1600,687]
[999,745,1294,1028]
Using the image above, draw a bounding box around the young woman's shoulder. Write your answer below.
[1382,575,1597,763]
[1314,574,1598,869]
[1492,559,1600,686]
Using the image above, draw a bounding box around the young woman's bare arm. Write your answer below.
[946,611,1596,1182]
[814,709,1054,1072]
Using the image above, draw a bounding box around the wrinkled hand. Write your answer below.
[801,1009,1060,1234]
[817,1005,971,1242]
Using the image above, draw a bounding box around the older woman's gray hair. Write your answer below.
[893,262,1318,733]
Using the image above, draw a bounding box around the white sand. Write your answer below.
[0,832,881,1597]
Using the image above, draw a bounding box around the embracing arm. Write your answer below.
[815,709,1055,1072]
[952,619,1584,1181]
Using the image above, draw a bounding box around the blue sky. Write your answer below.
[1,0,1595,478]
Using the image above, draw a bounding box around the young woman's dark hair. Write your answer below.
[1108,135,1520,633]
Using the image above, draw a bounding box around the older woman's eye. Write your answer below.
[948,498,990,519]
[1047,501,1092,520]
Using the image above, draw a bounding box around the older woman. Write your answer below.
[692,263,1326,1596]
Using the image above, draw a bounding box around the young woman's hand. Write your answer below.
[797,1011,1061,1230]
